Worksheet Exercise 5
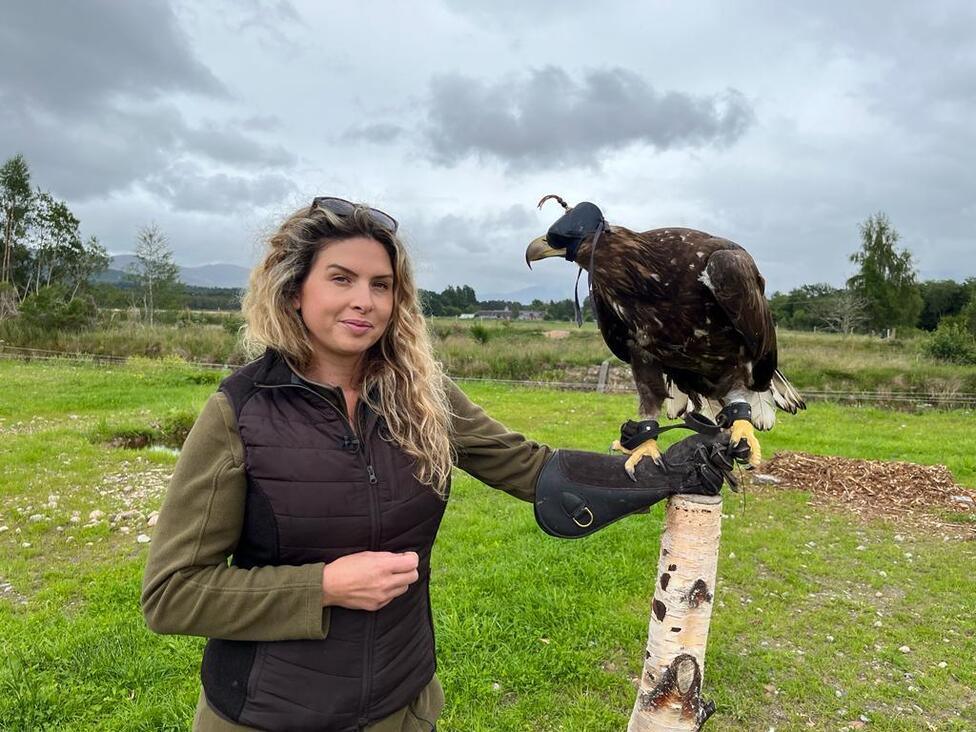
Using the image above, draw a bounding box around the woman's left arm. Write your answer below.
[444,378,553,501]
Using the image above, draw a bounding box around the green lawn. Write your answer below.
[0,358,973,730]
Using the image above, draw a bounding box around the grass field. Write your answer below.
[0,358,974,730]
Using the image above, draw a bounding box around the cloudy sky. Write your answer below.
[3,1,974,299]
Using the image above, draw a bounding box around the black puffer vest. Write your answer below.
[201,350,448,731]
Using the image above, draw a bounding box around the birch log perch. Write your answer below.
[628,493,723,732]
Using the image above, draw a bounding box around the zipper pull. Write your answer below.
[366,465,377,485]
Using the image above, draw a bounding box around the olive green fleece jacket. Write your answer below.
[141,377,551,729]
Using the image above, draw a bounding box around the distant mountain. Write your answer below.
[479,282,585,305]
[103,255,250,289]
[98,254,575,301]
[178,263,251,289]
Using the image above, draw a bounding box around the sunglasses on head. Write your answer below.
[309,196,399,233]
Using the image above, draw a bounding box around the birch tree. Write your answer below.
[0,154,33,286]
[129,223,181,325]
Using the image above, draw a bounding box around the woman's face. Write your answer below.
[293,237,395,371]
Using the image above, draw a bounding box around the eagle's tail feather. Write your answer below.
[664,379,723,423]
[664,378,690,419]
[748,389,777,431]
[770,369,806,413]
[697,398,722,424]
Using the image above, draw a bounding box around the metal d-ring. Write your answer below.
[572,507,594,528]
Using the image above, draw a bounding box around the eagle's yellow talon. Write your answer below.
[730,419,762,468]
[623,440,664,480]
[610,439,631,455]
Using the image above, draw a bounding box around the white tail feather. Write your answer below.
[770,369,805,413]
[664,378,689,419]
[697,398,722,423]
[747,389,777,430]
[664,379,721,423]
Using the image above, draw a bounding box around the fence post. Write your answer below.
[597,358,612,392]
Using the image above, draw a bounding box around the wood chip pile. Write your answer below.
[756,451,976,538]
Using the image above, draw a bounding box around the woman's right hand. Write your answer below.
[321,551,420,611]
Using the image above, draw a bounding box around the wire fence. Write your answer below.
[0,344,235,371]
[2,344,975,409]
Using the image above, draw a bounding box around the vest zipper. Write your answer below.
[257,381,382,727]
[357,400,380,728]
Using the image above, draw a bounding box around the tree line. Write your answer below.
[770,213,975,338]
[1,154,183,329]
[418,284,591,321]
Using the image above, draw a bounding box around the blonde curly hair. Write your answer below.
[241,203,454,495]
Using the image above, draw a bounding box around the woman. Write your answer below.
[141,198,740,731]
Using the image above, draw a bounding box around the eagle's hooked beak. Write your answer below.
[525,235,564,269]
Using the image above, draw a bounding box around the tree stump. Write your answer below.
[628,494,723,732]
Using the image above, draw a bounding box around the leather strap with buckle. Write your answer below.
[618,413,724,451]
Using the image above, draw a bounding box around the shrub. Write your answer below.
[18,286,98,331]
[430,322,458,341]
[158,409,198,445]
[922,320,976,364]
[962,299,976,336]
[90,408,200,449]
[222,314,245,336]
[469,323,492,345]
[175,308,197,328]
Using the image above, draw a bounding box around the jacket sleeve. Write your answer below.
[140,392,329,642]
[444,378,553,502]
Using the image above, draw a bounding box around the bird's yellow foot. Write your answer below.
[729,419,761,468]
[611,439,664,479]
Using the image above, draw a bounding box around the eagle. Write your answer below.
[525,195,805,477]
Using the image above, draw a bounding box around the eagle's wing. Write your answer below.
[701,247,777,383]
[590,286,631,363]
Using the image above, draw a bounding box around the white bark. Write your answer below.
[628,494,723,732]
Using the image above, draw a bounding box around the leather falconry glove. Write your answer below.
[534,433,751,539]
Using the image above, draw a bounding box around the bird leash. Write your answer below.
[573,218,605,327]
[619,404,754,492]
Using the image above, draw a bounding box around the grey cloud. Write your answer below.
[414,205,537,253]
[206,0,305,52]
[180,122,297,167]
[441,0,590,25]
[143,163,297,213]
[0,0,296,206]
[402,205,550,295]
[342,123,407,144]
[239,114,285,132]
[232,0,302,30]
[0,102,294,202]
[0,1,226,115]
[0,104,180,199]
[418,67,754,170]
[709,2,976,287]
[660,124,976,292]
[774,3,976,130]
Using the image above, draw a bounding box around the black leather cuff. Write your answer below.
[619,419,660,450]
[717,402,752,428]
